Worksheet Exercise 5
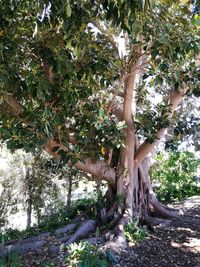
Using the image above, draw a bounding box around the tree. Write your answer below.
[0,149,75,230]
[0,0,199,246]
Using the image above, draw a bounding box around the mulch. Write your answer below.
[114,196,200,267]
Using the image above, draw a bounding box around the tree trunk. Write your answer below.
[67,175,72,207]
[25,168,32,229]
[101,71,185,247]
[26,198,32,229]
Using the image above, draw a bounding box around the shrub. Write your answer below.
[151,151,200,203]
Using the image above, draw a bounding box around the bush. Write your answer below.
[151,151,200,203]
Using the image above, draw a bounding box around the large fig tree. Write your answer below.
[0,0,199,245]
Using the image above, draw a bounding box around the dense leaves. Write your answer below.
[151,151,200,202]
[0,0,199,159]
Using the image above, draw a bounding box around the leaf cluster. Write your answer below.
[125,220,149,243]
[66,241,116,267]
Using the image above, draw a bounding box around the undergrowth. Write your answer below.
[0,197,96,244]
[125,220,149,243]
[66,241,117,267]
[151,151,200,203]
[0,252,20,267]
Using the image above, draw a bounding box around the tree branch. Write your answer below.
[109,101,123,120]
[42,60,54,83]
[91,21,119,58]
[45,139,116,188]
[75,159,116,188]
[110,88,124,97]
[134,85,186,168]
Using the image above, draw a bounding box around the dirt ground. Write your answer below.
[114,195,200,267]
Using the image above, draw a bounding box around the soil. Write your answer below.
[114,195,200,267]
[20,196,200,267]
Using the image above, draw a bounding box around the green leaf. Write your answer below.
[99,108,104,117]
[66,3,72,17]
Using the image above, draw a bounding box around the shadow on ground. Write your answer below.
[114,196,200,267]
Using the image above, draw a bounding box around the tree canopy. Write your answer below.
[0,0,199,155]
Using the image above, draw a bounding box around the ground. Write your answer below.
[18,196,200,266]
[114,196,200,267]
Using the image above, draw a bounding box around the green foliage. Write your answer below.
[0,0,199,160]
[0,252,20,267]
[151,151,200,203]
[165,111,200,151]
[0,228,19,244]
[39,197,97,231]
[40,259,56,267]
[66,241,116,267]
[125,220,149,243]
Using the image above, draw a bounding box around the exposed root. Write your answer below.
[106,209,133,250]
[54,223,76,236]
[0,239,46,258]
[109,212,123,228]
[103,235,126,251]
[159,202,182,212]
[65,220,96,246]
[100,202,118,223]
[141,215,172,229]
[0,218,95,258]
[49,219,96,254]
[152,200,181,218]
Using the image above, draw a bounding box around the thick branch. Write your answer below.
[75,159,116,188]
[118,47,141,217]
[134,86,186,168]
[110,88,124,97]
[195,53,200,67]
[42,60,54,83]
[45,139,116,188]
[109,102,123,120]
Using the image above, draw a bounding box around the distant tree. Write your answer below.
[0,150,76,229]
[162,94,200,151]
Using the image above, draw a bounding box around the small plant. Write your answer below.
[125,220,149,243]
[0,228,25,244]
[66,241,115,267]
[0,252,20,267]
